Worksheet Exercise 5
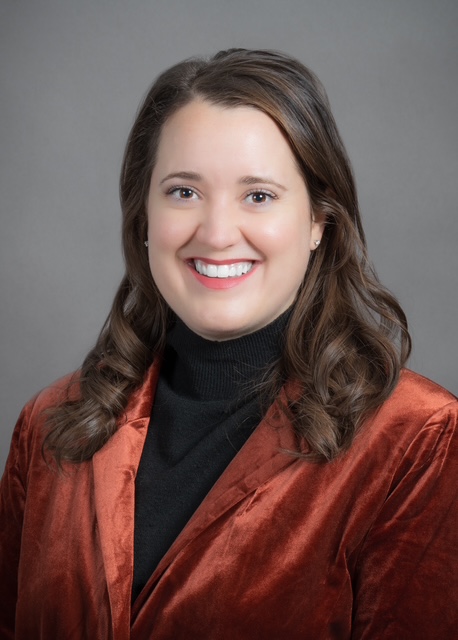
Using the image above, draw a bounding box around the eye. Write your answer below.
[167,186,198,200]
[245,190,277,205]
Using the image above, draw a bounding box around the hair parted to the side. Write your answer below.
[44,48,411,464]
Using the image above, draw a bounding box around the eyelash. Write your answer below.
[165,186,278,204]
[166,186,198,200]
[244,189,277,204]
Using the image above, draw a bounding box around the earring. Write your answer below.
[314,240,320,247]
[144,241,149,247]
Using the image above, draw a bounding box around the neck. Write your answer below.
[161,310,291,401]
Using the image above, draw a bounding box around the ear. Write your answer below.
[309,209,327,251]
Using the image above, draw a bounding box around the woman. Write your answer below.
[0,49,456,639]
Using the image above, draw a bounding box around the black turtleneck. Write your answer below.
[132,311,290,602]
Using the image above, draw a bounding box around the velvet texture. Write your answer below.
[0,365,457,639]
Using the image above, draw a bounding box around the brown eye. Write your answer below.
[179,188,194,199]
[168,186,198,201]
[245,190,276,205]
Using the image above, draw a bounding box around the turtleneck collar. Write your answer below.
[161,309,291,401]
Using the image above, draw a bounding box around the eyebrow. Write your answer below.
[239,175,287,191]
[159,171,202,185]
[159,171,287,191]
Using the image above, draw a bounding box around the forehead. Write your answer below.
[152,99,301,181]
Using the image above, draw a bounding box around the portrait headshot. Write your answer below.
[1,1,457,638]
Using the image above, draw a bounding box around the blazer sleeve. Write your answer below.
[0,404,32,639]
[351,402,458,639]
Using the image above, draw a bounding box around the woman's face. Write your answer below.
[146,100,324,341]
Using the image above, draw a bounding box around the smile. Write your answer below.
[193,260,254,279]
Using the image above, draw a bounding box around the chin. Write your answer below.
[194,326,250,342]
[187,315,256,342]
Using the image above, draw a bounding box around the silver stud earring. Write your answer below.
[144,240,149,247]
[314,240,321,247]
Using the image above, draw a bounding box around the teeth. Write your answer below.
[194,260,253,278]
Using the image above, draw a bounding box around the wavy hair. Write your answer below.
[44,48,411,463]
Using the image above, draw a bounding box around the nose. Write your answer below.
[194,201,242,250]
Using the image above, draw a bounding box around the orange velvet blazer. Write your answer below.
[0,364,457,639]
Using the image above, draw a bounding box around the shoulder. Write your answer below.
[19,371,82,426]
[395,368,456,406]
[377,368,457,428]
[7,372,82,466]
[355,369,457,466]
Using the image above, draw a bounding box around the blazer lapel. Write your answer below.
[132,382,304,617]
[92,363,160,637]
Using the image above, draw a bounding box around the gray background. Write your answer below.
[1,0,457,471]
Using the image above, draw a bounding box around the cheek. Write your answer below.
[257,215,311,259]
[148,214,192,254]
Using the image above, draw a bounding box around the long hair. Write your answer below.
[44,48,411,463]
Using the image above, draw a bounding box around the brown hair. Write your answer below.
[44,48,410,463]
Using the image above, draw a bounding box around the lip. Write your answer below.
[185,258,259,290]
